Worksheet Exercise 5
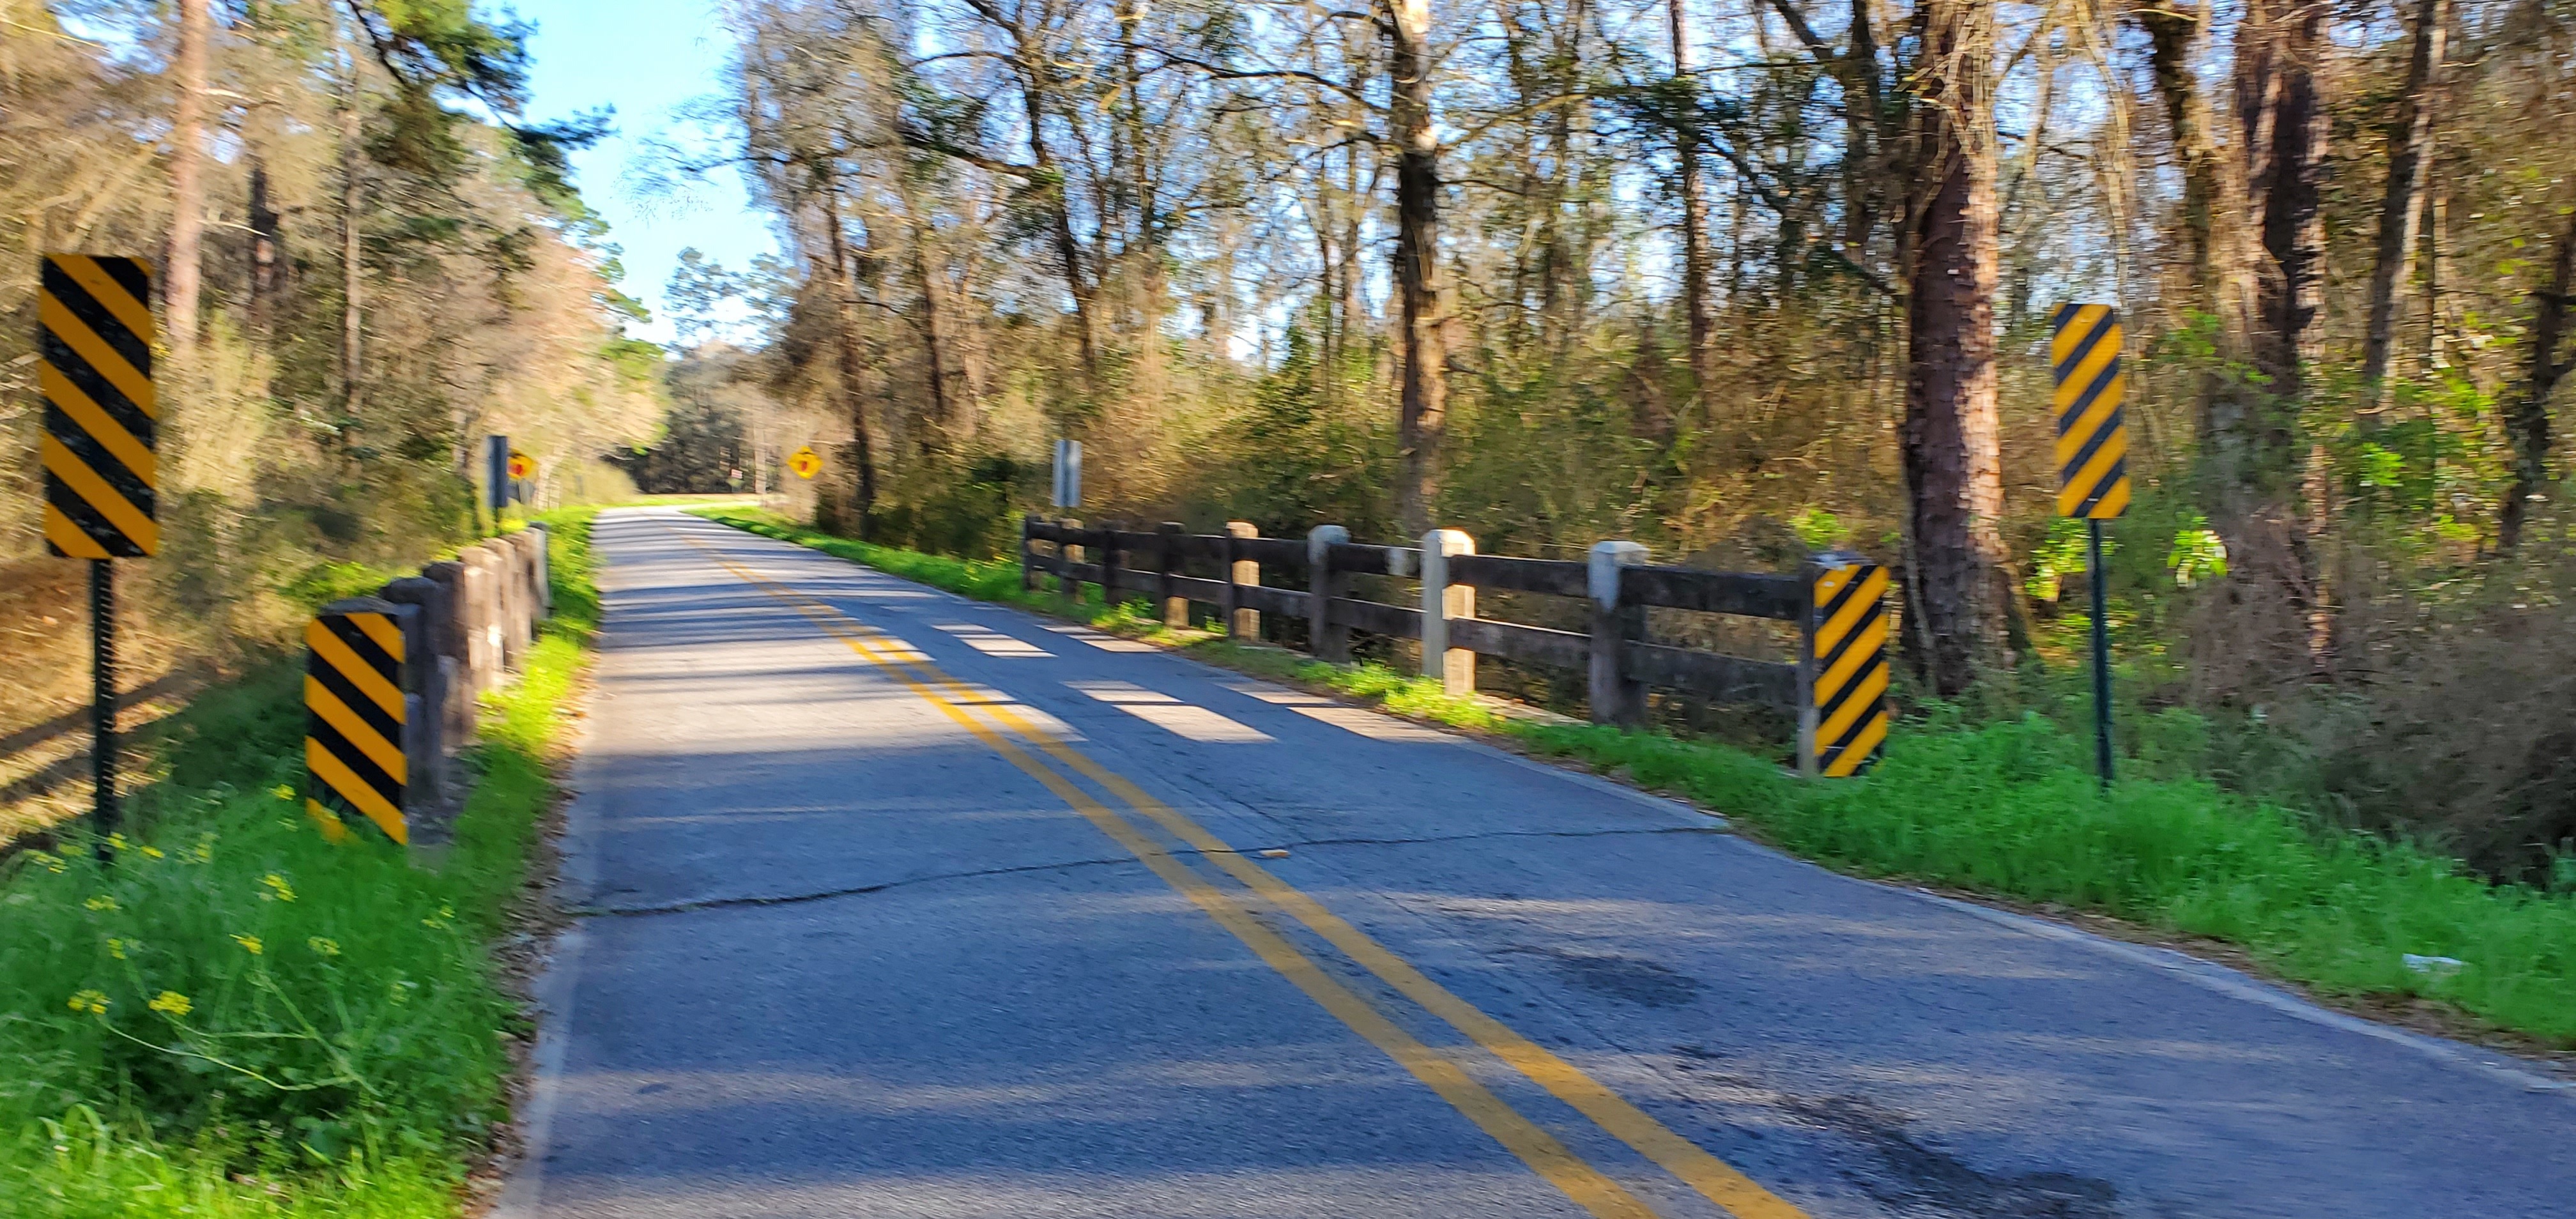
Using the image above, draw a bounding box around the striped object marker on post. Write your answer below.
[1804,554,1889,778]
[2053,303,2128,788]
[41,253,155,861]
[40,254,157,559]
[2051,303,2129,520]
[305,600,409,845]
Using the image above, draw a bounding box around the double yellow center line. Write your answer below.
[683,528,1809,1219]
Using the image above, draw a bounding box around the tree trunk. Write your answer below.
[821,189,878,533]
[247,159,281,339]
[2136,0,2222,320]
[2359,0,2447,399]
[2236,0,2332,667]
[1901,0,2012,697]
[1018,71,1100,386]
[2239,0,2327,417]
[1839,0,1882,261]
[906,212,976,452]
[1670,0,1715,413]
[166,0,211,358]
[1388,0,1448,537]
[339,53,364,417]
[2499,209,2576,551]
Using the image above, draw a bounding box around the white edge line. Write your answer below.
[490,526,622,1218]
[1909,890,2575,1095]
[489,924,586,1218]
[683,510,2573,1098]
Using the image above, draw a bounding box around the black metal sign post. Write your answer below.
[2088,521,2113,790]
[486,434,510,530]
[90,560,117,857]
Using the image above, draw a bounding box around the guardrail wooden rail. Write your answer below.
[1020,516,1890,775]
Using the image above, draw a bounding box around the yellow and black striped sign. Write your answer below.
[1809,560,1889,777]
[2051,303,2129,519]
[305,609,408,845]
[40,254,156,558]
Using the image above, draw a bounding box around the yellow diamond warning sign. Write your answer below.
[506,450,535,481]
[789,445,822,480]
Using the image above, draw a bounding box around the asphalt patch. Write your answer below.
[1508,944,1704,1009]
[1673,1048,2122,1218]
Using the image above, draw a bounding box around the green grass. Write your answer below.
[692,506,2576,1045]
[0,508,600,1216]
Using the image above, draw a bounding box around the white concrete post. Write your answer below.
[1588,540,1649,724]
[1419,529,1477,695]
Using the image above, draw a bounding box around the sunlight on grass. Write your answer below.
[0,510,599,1217]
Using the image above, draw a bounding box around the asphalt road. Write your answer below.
[497,507,2575,1219]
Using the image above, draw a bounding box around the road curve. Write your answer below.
[498,507,2574,1219]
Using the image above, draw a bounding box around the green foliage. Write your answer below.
[1202,323,1392,537]
[868,456,1034,560]
[280,562,409,615]
[711,512,2576,1046]
[2023,518,2095,604]
[2165,516,2228,586]
[1790,507,1849,551]
[0,514,599,1216]
[1511,716,2576,1043]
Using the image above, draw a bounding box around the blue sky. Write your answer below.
[514,0,776,344]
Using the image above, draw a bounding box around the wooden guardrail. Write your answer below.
[1019,516,1890,775]
[4,527,556,852]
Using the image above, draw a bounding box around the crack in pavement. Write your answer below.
[568,825,1723,917]
[1272,825,1728,851]
[567,855,1150,917]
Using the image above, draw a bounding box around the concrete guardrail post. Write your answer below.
[1307,525,1350,663]
[456,548,500,693]
[421,560,474,745]
[377,576,448,822]
[507,532,540,644]
[525,524,553,618]
[483,540,526,671]
[1420,529,1476,696]
[1158,522,1189,629]
[1222,521,1259,641]
[1588,540,1649,725]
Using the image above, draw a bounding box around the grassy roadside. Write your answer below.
[0,508,601,1217]
[692,505,2576,1047]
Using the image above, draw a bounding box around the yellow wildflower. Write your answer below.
[259,874,296,902]
[232,934,263,956]
[139,845,164,859]
[307,937,341,958]
[30,852,65,874]
[67,990,109,1015]
[148,991,192,1018]
[84,895,117,913]
[106,833,128,852]
[105,939,127,961]
[270,784,295,801]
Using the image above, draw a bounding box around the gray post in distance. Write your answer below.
[1307,525,1350,662]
